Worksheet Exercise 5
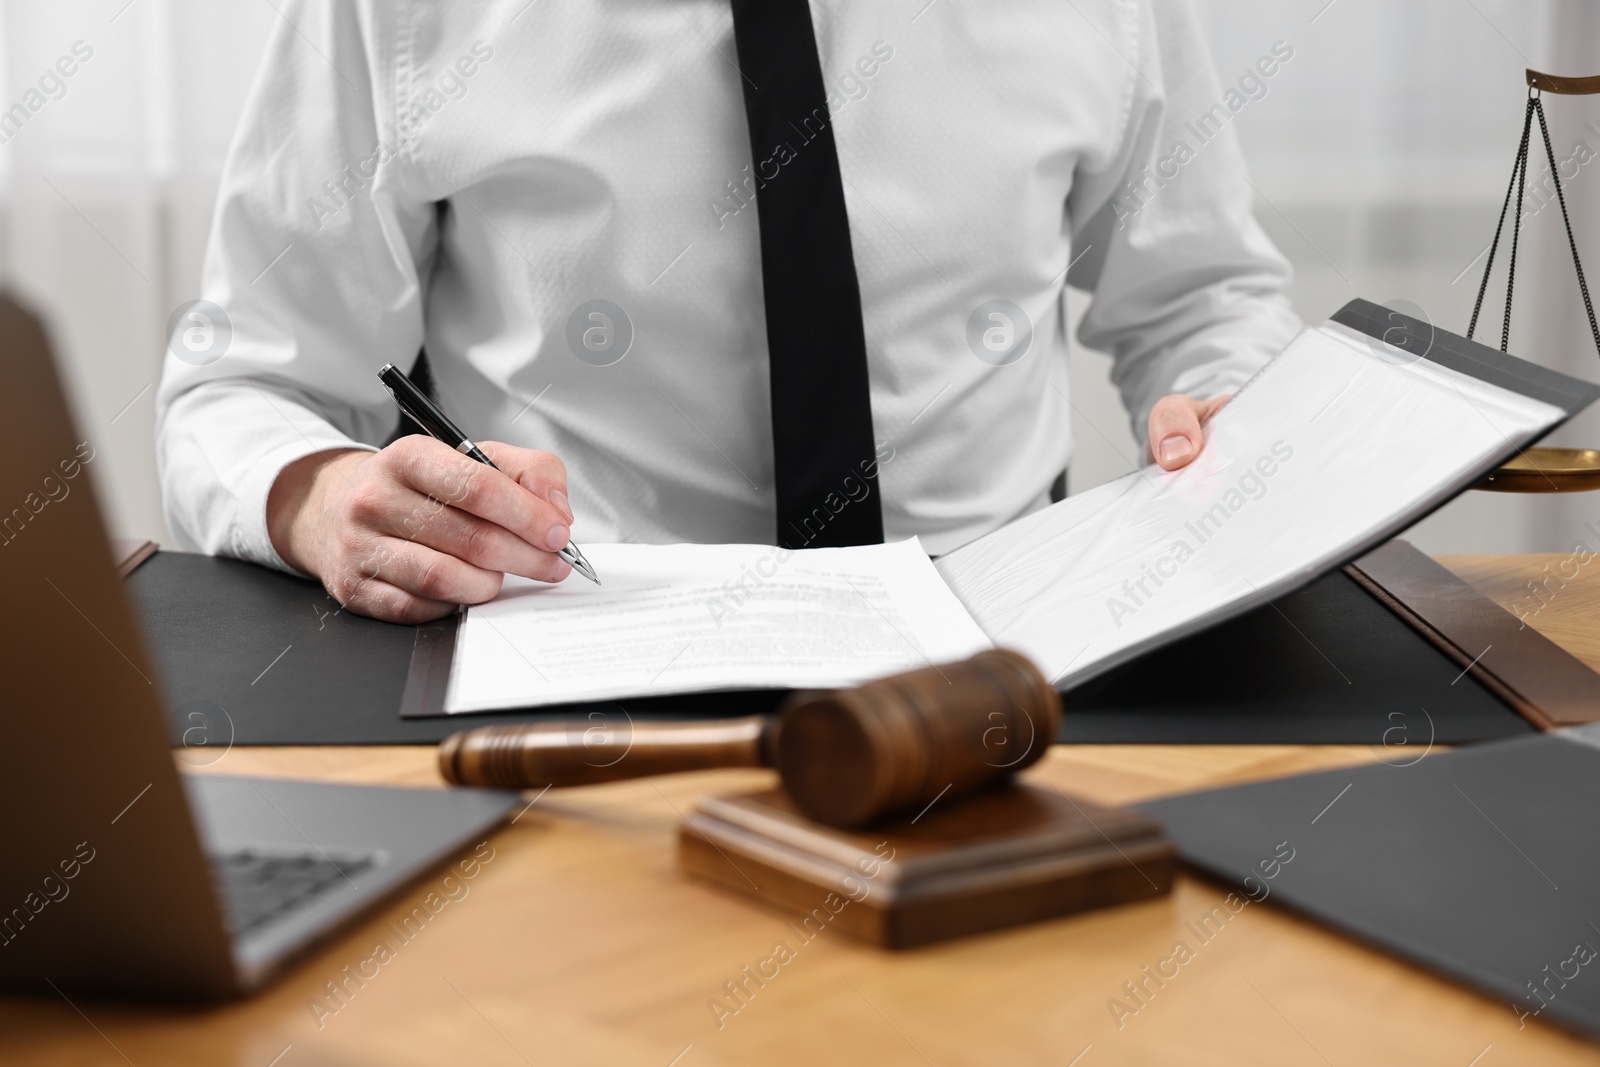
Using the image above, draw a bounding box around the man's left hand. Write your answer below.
[1147,393,1232,471]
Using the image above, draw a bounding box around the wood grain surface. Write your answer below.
[5,556,1600,1066]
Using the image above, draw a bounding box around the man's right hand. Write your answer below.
[266,437,576,623]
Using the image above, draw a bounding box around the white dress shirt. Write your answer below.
[156,0,1301,570]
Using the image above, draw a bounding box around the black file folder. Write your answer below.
[1139,728,1600,1039]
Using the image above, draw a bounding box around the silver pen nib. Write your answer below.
[559,543,601,585]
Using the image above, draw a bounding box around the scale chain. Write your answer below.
[1469,91,1600,362]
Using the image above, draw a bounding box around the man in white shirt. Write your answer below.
[157,0,1300,623]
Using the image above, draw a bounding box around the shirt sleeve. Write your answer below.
[155,0,434,570]
[1064,0,1302,450]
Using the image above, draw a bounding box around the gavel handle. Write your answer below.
[438,715,777,789]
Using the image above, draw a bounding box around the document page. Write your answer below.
[935,322,1567,690]
[445,538,992,712]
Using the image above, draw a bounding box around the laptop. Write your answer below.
[0,295,520,998]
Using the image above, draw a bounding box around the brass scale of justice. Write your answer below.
[1472,68,1600,492]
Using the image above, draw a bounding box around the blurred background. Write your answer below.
[3,0,1597,553]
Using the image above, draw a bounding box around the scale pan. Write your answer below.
[1475,446,1600,492]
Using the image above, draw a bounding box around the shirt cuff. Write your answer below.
[234,435,379,576]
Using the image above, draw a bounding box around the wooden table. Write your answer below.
[5,555,1600,1066]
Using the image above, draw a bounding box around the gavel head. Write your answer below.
[776,648,1061,828]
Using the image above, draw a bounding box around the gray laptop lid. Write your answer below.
[0,296,238,997]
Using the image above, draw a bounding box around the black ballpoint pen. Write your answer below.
[376,363,600,585]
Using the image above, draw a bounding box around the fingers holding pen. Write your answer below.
[388,437,574,556]
[373,486,573,583]
[480,441,573,527]
[269,429,586,623]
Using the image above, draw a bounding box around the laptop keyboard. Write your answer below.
[209,847,378,936]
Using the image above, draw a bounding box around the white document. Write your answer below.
[935,322,1566,690]
[444,538,993,712]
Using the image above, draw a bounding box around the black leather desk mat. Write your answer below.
[127,551,1533,747]
[1138,728,1600,1039]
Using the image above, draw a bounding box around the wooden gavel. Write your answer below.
[438,648,1060,827]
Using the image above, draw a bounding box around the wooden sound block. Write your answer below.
[678,783,1175,948]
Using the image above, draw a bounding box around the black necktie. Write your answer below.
[729,0,884,549]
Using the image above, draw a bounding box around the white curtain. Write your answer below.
[0,0,274,543]
[2,0,1591,553]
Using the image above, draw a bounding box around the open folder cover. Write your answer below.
[935,298,1600,690]
[425,299,1600,714]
